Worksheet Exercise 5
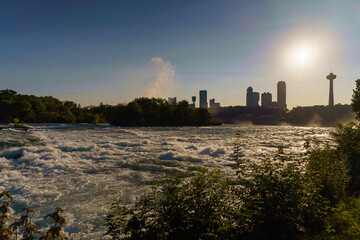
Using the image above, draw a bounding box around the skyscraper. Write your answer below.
[246,87,253,107]
[252,92,259,107]
[199,90,208,108]
[277,81,286,109]
[246,87,259,107]
[261,92,272,108]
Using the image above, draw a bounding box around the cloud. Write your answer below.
[141,57,175,98]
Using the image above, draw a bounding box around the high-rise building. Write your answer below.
[253,92,259,106]
[246,87,259,107]
[261,92,272,108]
[277,81,286,109]
[209,98,214,107]
[209,98,220,108]
[199,90,208,108]
[246,87,253,107]
[168,97,177,104]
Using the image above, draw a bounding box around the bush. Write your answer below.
[306,145,348,205]
[0,191,68,240]
[234,144,335,239]
[318,197,360,239]
[332,123,360,193]
[105,169,237,240]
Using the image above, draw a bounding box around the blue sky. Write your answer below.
[1,0,360,108]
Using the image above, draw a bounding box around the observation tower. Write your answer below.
[326,72,336,107]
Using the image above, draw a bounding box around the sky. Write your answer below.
[1,0,360,109]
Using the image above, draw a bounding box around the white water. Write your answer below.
[0,125,333,238]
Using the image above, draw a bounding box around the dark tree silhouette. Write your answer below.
[351,79,360,120]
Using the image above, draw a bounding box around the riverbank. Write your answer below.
[210,104,355,127]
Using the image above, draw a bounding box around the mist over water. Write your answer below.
[0,125,333,238]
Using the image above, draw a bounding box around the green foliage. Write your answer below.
[234,145,335,239]
[233,133,316,239]
[318,197,360,239]
[10,207,40,240]
[105,169,236,239]
[109,98,217,126]
[40,207,68,240]
[306,145,348,205]
[0,191,15,240]
[0,191,68,240]
[332,123,360,192]
[0,90,219,126]
[0,89,102,124]
[351,79,360,120]
[237,156,306,239]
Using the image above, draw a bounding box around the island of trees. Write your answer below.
[0,89,220,126]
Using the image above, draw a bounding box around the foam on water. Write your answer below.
[0,125,333,238]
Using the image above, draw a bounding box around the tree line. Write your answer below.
[210,104,354,126]
[0,89,103,124]
[0,89,220,126]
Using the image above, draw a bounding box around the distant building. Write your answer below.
[246,87,259,107]
[261,92,272,108]
[168,97,177,104]
[271,101,280,109]
[199,90,208,108]
[277,81,286,109]
[253,92,259,106]
[210,98,220,108]
[192,96,196,105]
[190,96,196,108]
[246,87,253,107]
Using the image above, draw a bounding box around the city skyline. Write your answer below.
[1,1,359,108]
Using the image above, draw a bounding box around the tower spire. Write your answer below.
[326,72,336,107]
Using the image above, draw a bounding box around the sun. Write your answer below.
[289,43,316,67]
[296,47,311,64]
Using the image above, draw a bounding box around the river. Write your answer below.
[0,124,333,238]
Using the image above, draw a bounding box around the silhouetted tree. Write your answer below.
[352,79,360,120]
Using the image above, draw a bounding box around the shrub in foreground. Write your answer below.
[105,170,237,240]
[0,191,68,240]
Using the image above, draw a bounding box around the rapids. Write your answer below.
[0,124,333,238]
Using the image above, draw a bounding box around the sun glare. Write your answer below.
[289,43,317,68]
